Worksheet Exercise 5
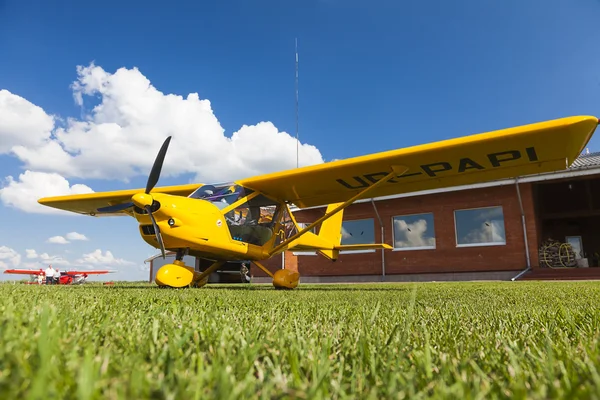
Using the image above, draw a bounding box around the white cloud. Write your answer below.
[38,252,71,266]
[22,247,71,266]
[393,218,436,248]
[44,232,88,245]
[65,232,88,241]
[47,236,69,244]
[0,246,21,269]
[461,220,506,245]
[0,171,94,214]
[76,249,135,266]
[2,63,323,188]
[19,256,70,270]
[0,89,55,153]
[21,262,45,270]
[25,249,38,259]
[341,226,352,240]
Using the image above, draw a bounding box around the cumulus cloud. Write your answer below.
[47,236,69,244]
[460,220,506,245]
[456,207,506,245]
[341,226,352,240]
[5,247,126,271]
[1,63,323,193]
[0,90,55,153]
[0,246,21,269]
[38,252,71,266]
[23,247,71,266]
[20,262,46,270]
[45,232,89,244]
[25,249,38,259]
[76,249,135,266]
[393,218,436,248]
[65,232,88,241]
[0,171,94,214]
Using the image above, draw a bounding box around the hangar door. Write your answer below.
[534,176,600,268]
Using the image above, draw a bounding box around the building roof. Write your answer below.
[569,151,600,170]
[144,252,176,263]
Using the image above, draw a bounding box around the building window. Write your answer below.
[297,222,316,234]
[454,206,506,247]
[341,218,375,253]
[290,222,318,255]
[392,213,435,250]
[291,219,375,255]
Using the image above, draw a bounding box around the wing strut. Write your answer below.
[269,165,409,256]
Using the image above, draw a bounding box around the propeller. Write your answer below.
[139,136,171,258]
[96,202,135,213]
[97,136,172,258]
[147,201,166,259]
[145,136,171,194]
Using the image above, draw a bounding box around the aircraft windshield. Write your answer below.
[188,184,252,209]
[189,183,282,247]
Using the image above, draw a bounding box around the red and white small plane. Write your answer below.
[3,268,115,285]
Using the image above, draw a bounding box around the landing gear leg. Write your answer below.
[175,248,188,261]
[193,261,225,288]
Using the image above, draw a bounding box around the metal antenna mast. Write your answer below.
[295,37,299,168]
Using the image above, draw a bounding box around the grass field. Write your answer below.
[1,280,600,399]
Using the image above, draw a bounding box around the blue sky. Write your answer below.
[1,0,599,281]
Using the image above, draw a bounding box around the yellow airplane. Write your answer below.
[38,116,599,289]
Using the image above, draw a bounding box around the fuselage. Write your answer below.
[132,193,276,261]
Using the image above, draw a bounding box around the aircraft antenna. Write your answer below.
[295,37,299,168]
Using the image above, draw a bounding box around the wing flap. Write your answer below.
[238,116,598,208]
[38,183,202,216]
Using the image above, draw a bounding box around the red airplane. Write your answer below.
[4,268,115,285]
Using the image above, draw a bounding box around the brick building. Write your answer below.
[147,152,600,283]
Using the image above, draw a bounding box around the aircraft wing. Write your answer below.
[64,270,115,275]
[38,183,202,216]
[238,116,598,208]
[4,269,43,275]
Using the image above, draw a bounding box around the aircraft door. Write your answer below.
[226,195,280,247]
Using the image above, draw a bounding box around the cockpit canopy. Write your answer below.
[188,183,287,246]
[188,183,249,209]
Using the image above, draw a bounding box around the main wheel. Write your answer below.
[272,269,300,290]
[155,261,196,288]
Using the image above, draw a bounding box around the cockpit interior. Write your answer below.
[188,184,282,246]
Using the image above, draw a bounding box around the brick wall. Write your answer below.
[291,183,539,276]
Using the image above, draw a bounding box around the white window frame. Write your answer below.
[454,206,506,248]
[292,251,318,256]
[391,212,436,251]
[565,236,583,259]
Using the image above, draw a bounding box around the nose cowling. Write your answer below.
[132,193,154,209]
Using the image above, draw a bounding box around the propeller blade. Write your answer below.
[146,136,172,194]
[146,205,166,259]
[96,202,134,213]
